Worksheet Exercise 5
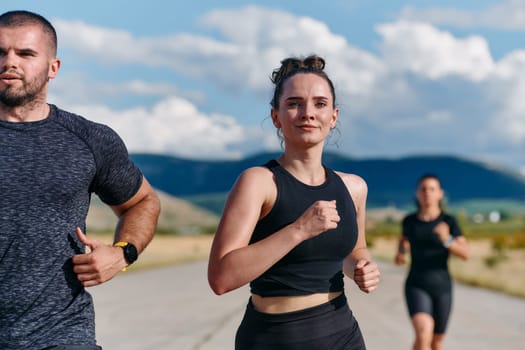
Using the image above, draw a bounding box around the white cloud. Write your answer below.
[491,79,525,144]
[49,72,207,107]
[53,19,240,74]
[54,6,383,95]
[200,5,384,95]
[60,97,267,159]
[399,0,525,30]
[336,18,525,170]
[50,6,525,171]
[479,51,525,144]
[376,20,493,81]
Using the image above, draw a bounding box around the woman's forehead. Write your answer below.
[419,178,441,187]
[281,73,332,97]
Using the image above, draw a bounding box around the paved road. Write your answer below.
[90,260,525,349]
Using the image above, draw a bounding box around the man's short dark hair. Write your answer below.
[0,10,58,55]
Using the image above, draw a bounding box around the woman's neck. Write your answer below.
[418,207,442,221]
[278,151,325,186]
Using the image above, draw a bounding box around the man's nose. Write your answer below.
[1,50,19,70]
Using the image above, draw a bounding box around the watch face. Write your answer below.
[124,243,138,264]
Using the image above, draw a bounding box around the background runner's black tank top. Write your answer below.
[249,160,358,297]
[403,213,462,293]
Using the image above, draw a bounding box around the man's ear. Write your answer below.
[48,58,61,80]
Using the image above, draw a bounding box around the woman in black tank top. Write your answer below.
[208,55,380,349]
[395,174,469,350]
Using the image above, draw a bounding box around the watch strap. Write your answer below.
[114,241,130,271]
[443,236,455,248]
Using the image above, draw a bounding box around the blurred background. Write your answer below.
[6,0,525,298]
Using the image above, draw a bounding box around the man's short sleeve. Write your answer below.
[88,124,143,205]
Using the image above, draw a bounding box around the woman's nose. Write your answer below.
[301,103,315,119]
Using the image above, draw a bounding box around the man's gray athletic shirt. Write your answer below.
[0,104,143,349]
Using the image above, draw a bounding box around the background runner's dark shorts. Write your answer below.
[405,284,452,334]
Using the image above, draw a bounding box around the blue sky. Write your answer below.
[4,1,525,174]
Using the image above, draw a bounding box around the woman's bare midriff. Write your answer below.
[251,291,343,314]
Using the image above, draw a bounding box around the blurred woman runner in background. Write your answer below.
[395,174,469,350]
[208,54,380,349]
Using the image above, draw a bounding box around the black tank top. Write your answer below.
[249,160,358,297]
[403,213,462,293]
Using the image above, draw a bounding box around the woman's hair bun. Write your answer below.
[271,55,325,85]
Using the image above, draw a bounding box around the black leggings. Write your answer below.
[405,284,452,334]
[235,293,366,350]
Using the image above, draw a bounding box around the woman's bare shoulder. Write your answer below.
[335,171,367,192]
[238,165,274,181]
[231,165,275,193]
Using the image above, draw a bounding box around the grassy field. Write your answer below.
[91,233,214,270]
[366,213,525,298]
[93,230,525,299]
[87,192,525,297]
[369,237,525,298]
[87,205,525,298]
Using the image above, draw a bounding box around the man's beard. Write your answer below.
[0,71,48,107]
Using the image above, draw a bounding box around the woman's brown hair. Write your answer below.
[270,54,336,110]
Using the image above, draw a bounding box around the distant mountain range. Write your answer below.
[131,152,525,214]
[88,190,219,232]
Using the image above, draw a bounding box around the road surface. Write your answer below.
[90,260,525,349]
